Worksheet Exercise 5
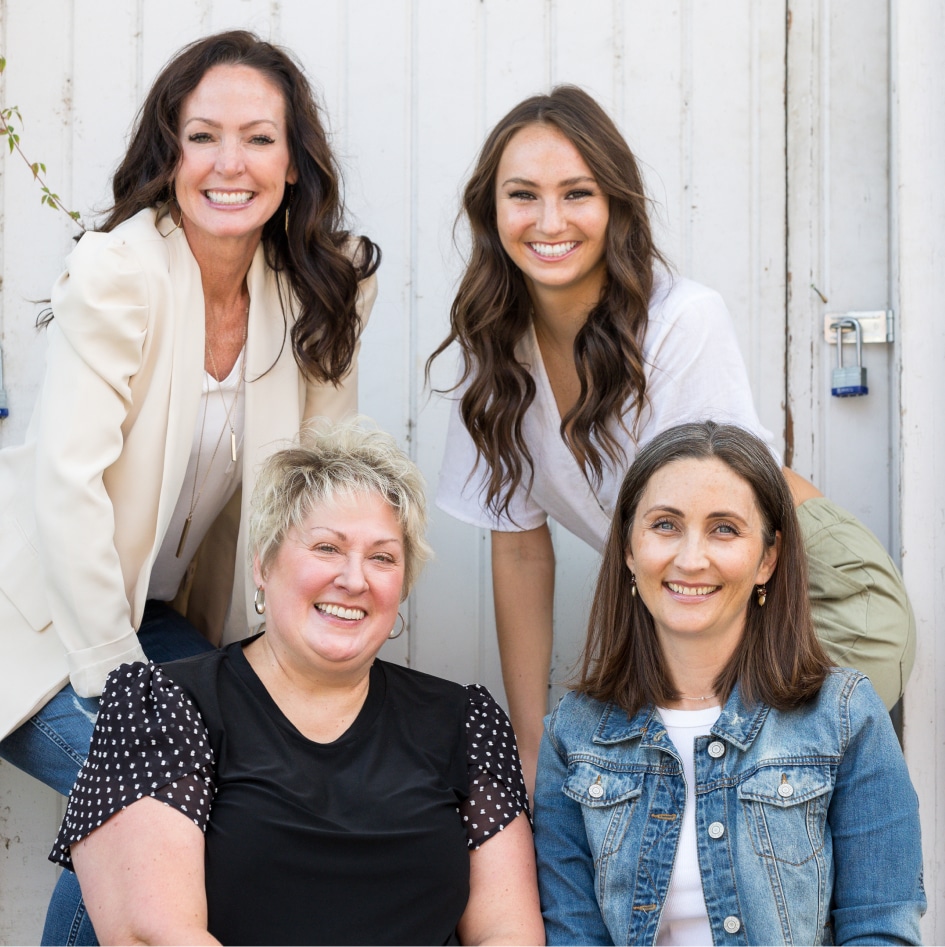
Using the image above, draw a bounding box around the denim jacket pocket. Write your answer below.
[563,760,642,860]
[738,763,833,866]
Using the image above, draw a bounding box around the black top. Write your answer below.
[51,638,528,946]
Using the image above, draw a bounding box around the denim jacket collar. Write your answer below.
[592,685,770,753]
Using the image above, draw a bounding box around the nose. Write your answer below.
[334,554,369,593]
[674,532,710,572]
[215,138,246,176]
[537,198,567,236]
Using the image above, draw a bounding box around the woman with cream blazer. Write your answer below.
[0,208,376,742]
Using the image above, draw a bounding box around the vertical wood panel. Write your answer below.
[0,4,76,939]
[411,0,492,684]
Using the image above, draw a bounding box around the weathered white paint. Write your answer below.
[2,0,936,943]
[895,0,945,939]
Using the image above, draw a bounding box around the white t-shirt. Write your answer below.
[655,703,723,947]
[436,274,777,552]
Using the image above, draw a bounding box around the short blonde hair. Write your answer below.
[249,419,433,597]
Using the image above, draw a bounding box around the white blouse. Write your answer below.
[148,353,245,601]
[436,274,777,552]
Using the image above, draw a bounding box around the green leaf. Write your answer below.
[0,57,6,73]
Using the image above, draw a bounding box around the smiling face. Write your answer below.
[624,457,779,657]
[175,63,296,253]
[253,491,405,680]
[494,123,610,310]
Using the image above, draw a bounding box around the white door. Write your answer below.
[787,0,898,554]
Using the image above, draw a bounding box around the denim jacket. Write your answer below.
[534,668,924,946]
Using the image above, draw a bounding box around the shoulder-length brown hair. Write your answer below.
[99,30,379,384]
[426,85,667,521]
[578,421,830,713]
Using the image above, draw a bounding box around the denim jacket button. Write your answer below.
[723,915,741,933]
[707,740,725,758]
[778,782,794,798]
[708,821,725,838]
[588,782,604,799]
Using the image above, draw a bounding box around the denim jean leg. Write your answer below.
[42,871,97,947]
[137,599,218,663]
[0,685,99,796]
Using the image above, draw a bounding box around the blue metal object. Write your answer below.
[830,318,868,397]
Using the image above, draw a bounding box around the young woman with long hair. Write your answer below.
[428,86,914,791]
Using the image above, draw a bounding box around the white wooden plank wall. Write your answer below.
[1,1,787,941]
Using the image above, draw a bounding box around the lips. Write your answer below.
[315,603,366,621]
[204,189,254,205]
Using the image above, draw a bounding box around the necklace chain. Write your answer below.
[176,304,249,558]
[676,693,718,702]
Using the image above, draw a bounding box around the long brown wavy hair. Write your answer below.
[426,85,667,520]
[96,30,379,383]
[578,422,830,714]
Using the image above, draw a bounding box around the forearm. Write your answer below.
[492,524,555,795]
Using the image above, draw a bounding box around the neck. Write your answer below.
[526,275,606,342]
[182,221,261,308]
[244,635,374,743]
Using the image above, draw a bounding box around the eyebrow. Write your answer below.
[642,504,750,524]
[182,117,280,131]
[499,175,597,188]
[306,526,403,547]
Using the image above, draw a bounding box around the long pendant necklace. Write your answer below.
[175,310,248,558]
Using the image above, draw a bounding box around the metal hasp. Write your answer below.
[823,309,894,343]
[830,318,869,397]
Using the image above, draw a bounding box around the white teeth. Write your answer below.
[529,241,578,258]
[667,582,718,596]
[316,603,366,621]
[205,190,253,204]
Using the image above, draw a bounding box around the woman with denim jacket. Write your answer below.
[533,421,925,946]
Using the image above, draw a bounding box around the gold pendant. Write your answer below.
[176,514,193,558]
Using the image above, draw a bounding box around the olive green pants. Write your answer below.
[799,497,916,709]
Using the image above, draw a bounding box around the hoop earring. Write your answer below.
[254,587,266,615]
[630,572,637,598]
[756,584,767,607]
[388,613,406,639]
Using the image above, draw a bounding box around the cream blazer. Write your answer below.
[0,208,377,739]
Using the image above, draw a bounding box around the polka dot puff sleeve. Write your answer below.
[462,684,530,850]
[49,662,215,872]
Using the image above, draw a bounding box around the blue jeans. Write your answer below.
[0,601,217,946]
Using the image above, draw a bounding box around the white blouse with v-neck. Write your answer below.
[437,273,776,552]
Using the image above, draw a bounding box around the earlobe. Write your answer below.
[252,553,265,587]
[286,166,298,185]
[757,530,781,584]
[624,546,635,573]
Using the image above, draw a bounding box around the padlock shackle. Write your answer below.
[830,318,863,368]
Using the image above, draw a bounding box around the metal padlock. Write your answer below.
[830,318,868,397]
